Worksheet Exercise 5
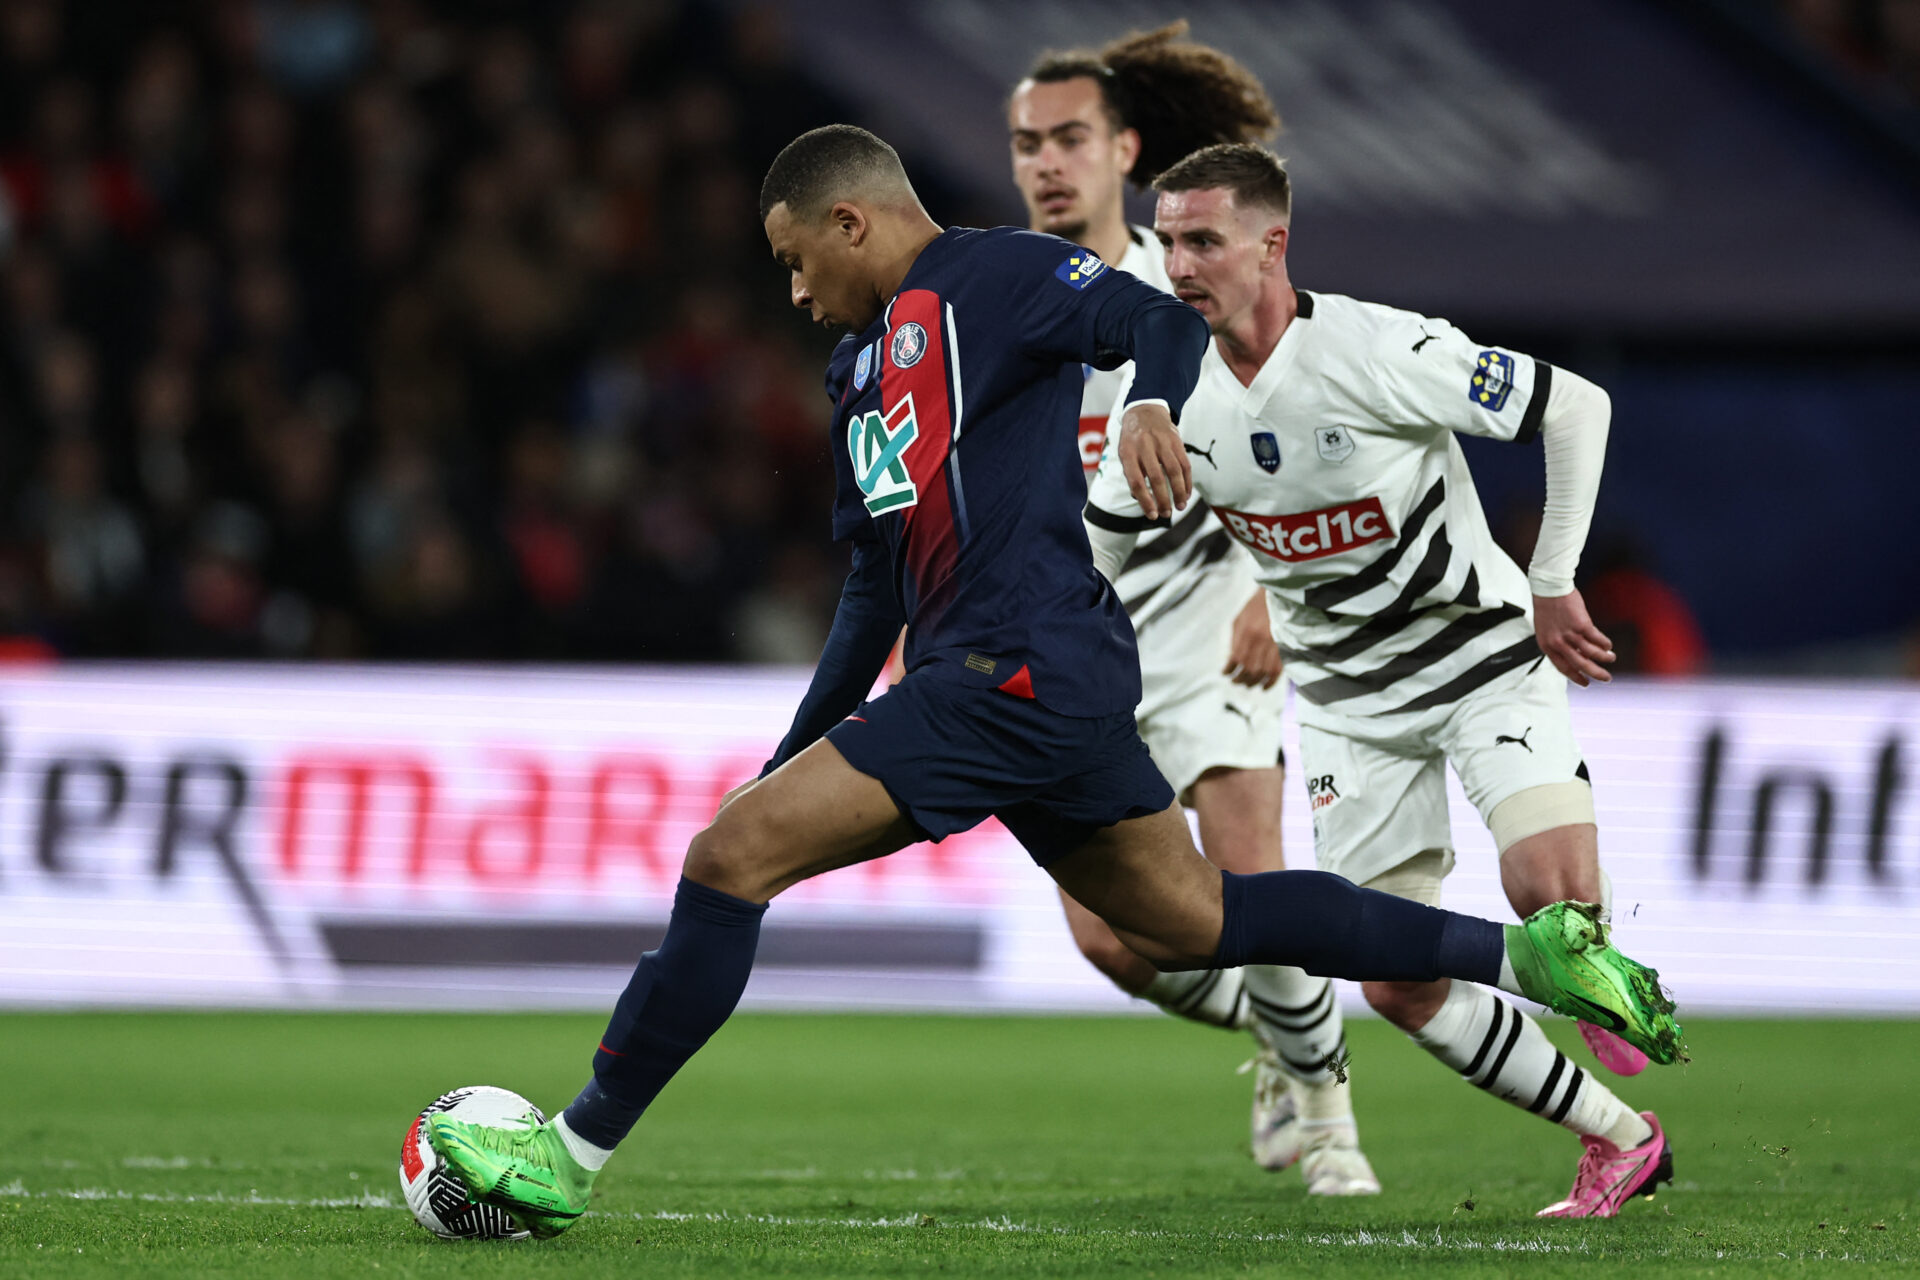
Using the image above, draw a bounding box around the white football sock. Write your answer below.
[1411,981,1651,1147]
[1140,967,1250,1030]
[553,1113,613,1171]
[1243,965,1354,1121]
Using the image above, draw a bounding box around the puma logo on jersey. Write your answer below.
[1222,701,1252,726]
[1411,330,1440,353]
[1496,727,1534,753]
[1185,439,1219,469]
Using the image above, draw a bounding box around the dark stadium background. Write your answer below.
[0,0,1915,673]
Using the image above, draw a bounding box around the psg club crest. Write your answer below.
[853,343,874,391]
[1250,431,1282,474]
[1315,425,1354,463]
[890,322,927,369]
[1470,349,1516,412]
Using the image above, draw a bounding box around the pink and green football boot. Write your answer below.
[1504,901,1683,1066]
[1579,1021,1651,1076]
[1538,1111,1674,1217]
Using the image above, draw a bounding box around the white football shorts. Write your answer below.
[1132,578,1287,799]
[1296,656,1589,888]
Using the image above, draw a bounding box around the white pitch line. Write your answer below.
[0,1185,397,1210]
[631,1210,1589,1254]
[0,1184,1906,1265]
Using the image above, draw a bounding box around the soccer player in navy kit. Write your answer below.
[420,126,1680,1238]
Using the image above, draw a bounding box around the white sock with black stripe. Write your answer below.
[1410,981,1651,1148]
[1140,967,1250,1030]
[1243,965,1353,1121]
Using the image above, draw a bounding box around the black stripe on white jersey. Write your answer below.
[1305,526,1459,666]
[1292,602,1526,705]
[1516,361,1554,445]
[1390,636,1542,714]
[1120,499,1213,571]
[1125,528,1234,619]
[1304,478,1446,614]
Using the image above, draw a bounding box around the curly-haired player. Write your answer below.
[1008,24,1375,1195]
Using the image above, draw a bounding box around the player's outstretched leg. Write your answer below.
[1045,807,1682,1065]
[425,740,918,1237]
[1055,887,1253,1029]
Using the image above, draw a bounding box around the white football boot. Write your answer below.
[1245,1048,1303,1170]
[1298,1119,1381,1197]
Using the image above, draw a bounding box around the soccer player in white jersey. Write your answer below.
[1086,144,1673,1219]
[1008,24,1376,1197]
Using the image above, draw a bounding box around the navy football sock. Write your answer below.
[562,876,767,1150]
[1214,870,1504,987]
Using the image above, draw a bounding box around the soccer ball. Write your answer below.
[399,1086,546,1240]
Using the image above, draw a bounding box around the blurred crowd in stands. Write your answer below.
[1782,0,1920,103]
[0,0,872,662]
[0,0,1735,674]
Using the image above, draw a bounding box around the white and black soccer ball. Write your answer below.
[399,1086,546,1240]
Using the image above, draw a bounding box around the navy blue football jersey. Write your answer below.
[822,227,1200,718]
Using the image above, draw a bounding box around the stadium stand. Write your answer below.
[0,0,910,662]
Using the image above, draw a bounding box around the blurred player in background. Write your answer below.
[1087,144,1674,1219]
[1009,24,1371,1194]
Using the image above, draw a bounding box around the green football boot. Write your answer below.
[424,1112,596,1238]
[1505,901,1685,1066]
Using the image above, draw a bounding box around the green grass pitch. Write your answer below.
[1,1012,1916,1277]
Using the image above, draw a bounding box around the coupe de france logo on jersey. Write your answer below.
[1250,431,1282,474]
[848,394,920,516]
[853,342,874,390]
[1471,350,1516,412]
[1055,250,1108,290]
[890,322,927,369]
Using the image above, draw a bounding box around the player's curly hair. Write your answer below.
[1025,21,1279,188]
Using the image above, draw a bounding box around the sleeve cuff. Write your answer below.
[1084,502,1170,533]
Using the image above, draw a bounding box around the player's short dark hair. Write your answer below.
[758,124,910,223]
[1024,21,1278,189]
[1153,143,1292,220]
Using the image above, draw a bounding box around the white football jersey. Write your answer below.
[1089,289,1553,719]
[1082,227,1252,629]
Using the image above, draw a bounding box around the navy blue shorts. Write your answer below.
[826,671,1175,867]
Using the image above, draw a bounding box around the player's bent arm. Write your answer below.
[1082,400,1161,579]
[760,535,904,777]
[1088,286,1211,419]
[1527,367,1610,598]
[1528,368,1616,687]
